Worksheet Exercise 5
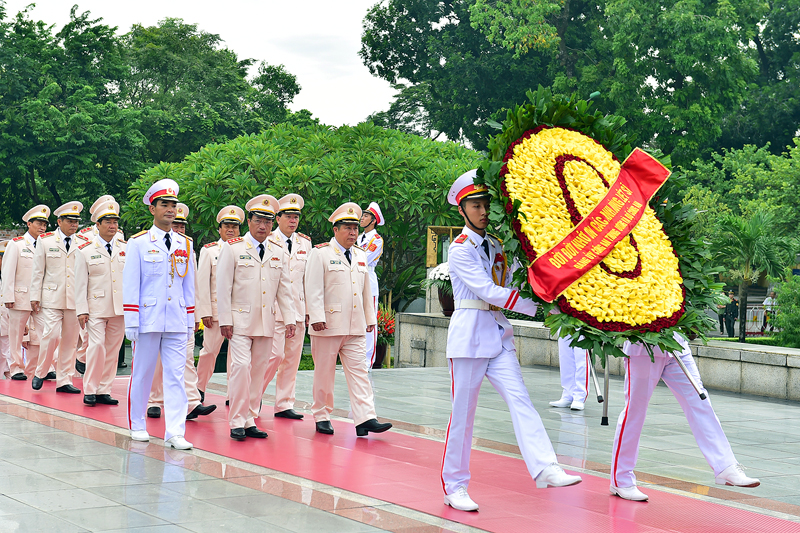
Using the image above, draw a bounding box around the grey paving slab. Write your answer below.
[0,511,90,532]
[53,504,168,532]
[85,484,187,506]
[0,472,75,494]
[129,499,245,525]
[11,487,119,512]
[180,516,295,533]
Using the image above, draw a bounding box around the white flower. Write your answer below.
[428,262,450,281]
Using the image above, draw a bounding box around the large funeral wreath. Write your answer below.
[477,87,724,364]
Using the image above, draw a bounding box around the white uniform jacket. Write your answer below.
[216,232,297,337]
[305,239,376,337]
[74,236,127,318]
[446,226,537,359]
[1,233,38,311]
[30,229,88,310]
[195,239,222,321]
[268,230,312,323]
[122,227,196,333]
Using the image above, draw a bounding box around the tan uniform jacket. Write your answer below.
[195,239,223,321]
[305,239,376,337]
[74,236,127,318]
[216,233,297,337]
[1,233,37,311]
[30,230,88,310]
[268,232,312,323]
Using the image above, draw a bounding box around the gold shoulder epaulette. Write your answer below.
[132,230,148,239]
[80,226,93,234]
[298,232,311,241]
[272,239,282,247]
[204,242,218,249]
[118,239,127,244]
[227,237,243,244]
[354,244,366,251]
[314,242,329,248]
[176,232,192,241]
[487,232,503,245]
[78,241,92,249]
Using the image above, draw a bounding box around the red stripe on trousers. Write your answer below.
[440,359,455,494]
[127,340,135,430]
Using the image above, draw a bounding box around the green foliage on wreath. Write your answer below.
[475,86,724,365]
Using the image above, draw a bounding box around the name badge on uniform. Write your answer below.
[330,260,342,265]
[23,248,32,253]
[148,249,160,254]
[239,255,250,259]
[49,247,59,252]
[91,255,102,259]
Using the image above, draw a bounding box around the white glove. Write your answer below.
[125,327,139,342]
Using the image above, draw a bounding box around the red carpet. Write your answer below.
[2,376,799,533]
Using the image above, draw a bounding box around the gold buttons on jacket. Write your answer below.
[168,297,172,301]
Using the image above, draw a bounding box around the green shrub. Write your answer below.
[774,275,800,348]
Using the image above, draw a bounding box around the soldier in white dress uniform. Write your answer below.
[1,205,50,380]
[123,179,196,450]
[216,194,297,440]
[262,194,312,420]
[610,333,760,501]
[441,170,581,512]
[0,240,10,378]
[549,332,589,411]
[195,205,244,401]
[305,203,392,437]
[74,195,125,375]
[74,198,126,406]
[146,203,216,421]
[30,201,89,393]
[357,202,384,369]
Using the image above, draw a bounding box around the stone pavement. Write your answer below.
[1,362,798,532]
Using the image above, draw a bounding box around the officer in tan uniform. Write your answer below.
[30,202,89,392]
[195,205,244,401]
[1,205,51,380]
[147,203,216,421]
[75,194,125,375]
[305,202,392,437]
[217,194,297,441]
[74,199,126,406]
[261,194,312,420]
[0,240,10,378]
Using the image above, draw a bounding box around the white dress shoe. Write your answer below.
[570,400,585,411]
[166,436,193,450]
[549,398,572,408]
[130,430,150,442]
[610,484,649,501]
[535,464,582,488]
[715,464,760,487]
[443,486,479,512]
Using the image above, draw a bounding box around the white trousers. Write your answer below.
[36,308,79,386]
[76,323,88,364]
[128,332,188,442]
[611,351,737,488]
[228,334,273,429]
[8,308,43,377]
[557,334,588,402]
[441,350,557,495]
[84,316,125,395]
[311,335,376,425]
[195,320,226,394]
[264,321,305,412]
[149,335,202,413]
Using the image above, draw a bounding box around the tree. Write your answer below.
[0,5,145,225]
[712,209,794,342]
[121,122,481,309]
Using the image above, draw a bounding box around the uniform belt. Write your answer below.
[454,299,501,311]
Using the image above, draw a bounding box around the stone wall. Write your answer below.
[396,312,800,401]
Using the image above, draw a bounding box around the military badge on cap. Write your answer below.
[91,199,121,223]
[174,203,190,222]
[143,178,180,205]
[22,204,51,222]
[54,201,84,220]
[245,194,279,219]
[277,194,304,214]
[447,169,489,206]
[328,202,362,224]
[89,195,116,216]
[216,205,245,224]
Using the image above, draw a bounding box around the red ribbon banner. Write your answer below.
[527,148,671,302]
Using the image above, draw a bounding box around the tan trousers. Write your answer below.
[148,334,202,413]
[84,316,125,395]
[228,334,273,430]
[36,308,79,387]
[311,335,376,425]
[75,324,88,364]
[270,321,306,412]
[8,309,43,377]
[195,320,226,393]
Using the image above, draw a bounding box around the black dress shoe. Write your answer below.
[355,418,392,437]
[245,426,268,438]
[199,390,205,403]
[75,361,86,374]
[186,404,217,420]
[11,373,27,380]
[95,394,119,405]
[230,428,246,441]
[31,376,44,390]
[84,394,96,406]
[147,406,161,418]
[56,384,81,394]
[45,371,57,380]
[315,421,334,435]
[225,400,229,406]
[274,409,304,420]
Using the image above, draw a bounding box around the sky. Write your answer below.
[1,0,396,126]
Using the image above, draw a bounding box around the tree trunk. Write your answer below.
[738,282,748,343]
